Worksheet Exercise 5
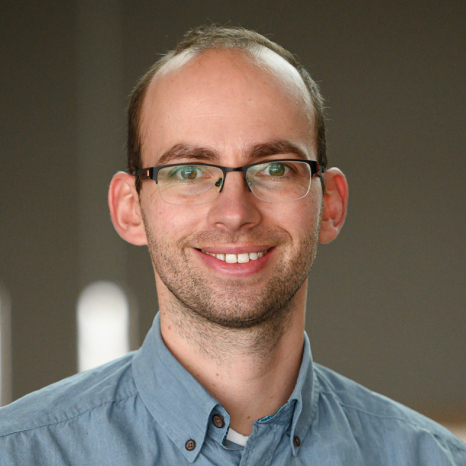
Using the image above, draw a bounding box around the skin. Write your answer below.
[109,47,348,435]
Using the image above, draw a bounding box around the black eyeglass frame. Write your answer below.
[133,159,324,194]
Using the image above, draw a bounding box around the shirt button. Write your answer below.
[185,439,196,451]
[293,436,301,447]
[212,414,225,428]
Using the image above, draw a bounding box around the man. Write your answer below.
[0,25,464,465]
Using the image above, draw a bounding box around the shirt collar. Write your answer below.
[132,313,318,461]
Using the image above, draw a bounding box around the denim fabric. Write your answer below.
[0,313,465,465]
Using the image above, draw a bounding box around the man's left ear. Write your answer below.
[318,168,349,244]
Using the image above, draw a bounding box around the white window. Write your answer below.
[77,281,130,372]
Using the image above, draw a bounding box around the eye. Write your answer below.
[178,166,200,180]
[167,165,208,181]
[247,161,298,185]
[266,163,287,177]
[253,162,291,178]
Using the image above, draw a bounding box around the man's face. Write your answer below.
[138,48,324,328]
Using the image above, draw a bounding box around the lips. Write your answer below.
[193,246,273,277]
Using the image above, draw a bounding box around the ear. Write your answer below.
[108,172,148,246]
[318,168,349,244]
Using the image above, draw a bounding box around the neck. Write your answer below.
[159,283,307,436]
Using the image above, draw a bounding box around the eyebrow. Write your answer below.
[154,139,310,166]
[249,140,309,161]
[156,144,218,166]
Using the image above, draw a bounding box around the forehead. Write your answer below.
[139,47,315,164]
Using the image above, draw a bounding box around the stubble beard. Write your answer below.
[144,217,321,358]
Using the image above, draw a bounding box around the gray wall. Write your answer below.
[1,0,465,422]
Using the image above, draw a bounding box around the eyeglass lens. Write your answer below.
[156,161,312,206]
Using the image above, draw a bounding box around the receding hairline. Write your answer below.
[141,45,316,139]
[157,43,305,85]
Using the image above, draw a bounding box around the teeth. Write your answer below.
[225,254,237,264]
[201,250,268,262]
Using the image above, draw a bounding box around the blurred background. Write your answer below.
[0,0,465,439]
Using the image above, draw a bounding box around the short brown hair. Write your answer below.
[127,25,327,191]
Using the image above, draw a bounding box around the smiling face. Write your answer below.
[138,47,324,329]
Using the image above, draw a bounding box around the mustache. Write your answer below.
[182,227,291,247]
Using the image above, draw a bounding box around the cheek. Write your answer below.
[263,188,322,233]
[148,199,210,238]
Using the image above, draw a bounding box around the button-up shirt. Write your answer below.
[1,313,465,465]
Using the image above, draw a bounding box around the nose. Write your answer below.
[207,171,261,233]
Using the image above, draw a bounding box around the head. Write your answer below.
[127,25,327,193]
[109,25,348,344]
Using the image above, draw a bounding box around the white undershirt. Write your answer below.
[226,427,249,447]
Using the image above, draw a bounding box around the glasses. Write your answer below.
[134,159,324,206]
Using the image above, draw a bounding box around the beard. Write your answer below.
[143,218,321,333]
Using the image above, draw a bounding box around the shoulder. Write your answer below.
[0,352,138,438]
[314,363,450,432]
[313,363,466,463]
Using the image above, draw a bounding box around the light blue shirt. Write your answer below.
[1,313,465,465]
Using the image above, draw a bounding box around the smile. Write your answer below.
[200,249,269,263]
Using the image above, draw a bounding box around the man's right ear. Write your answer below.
[108,172,148,246]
